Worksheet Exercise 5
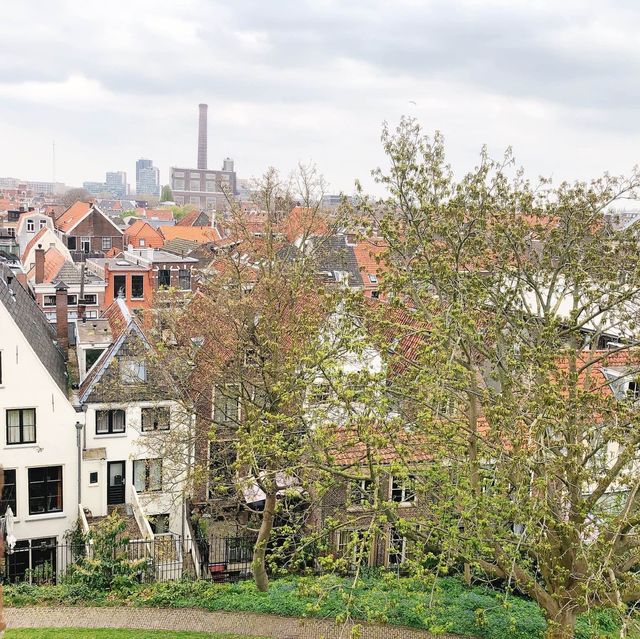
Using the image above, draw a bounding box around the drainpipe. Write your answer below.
[75,421,83,509]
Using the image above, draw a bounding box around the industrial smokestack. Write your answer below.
[197,103,208,170]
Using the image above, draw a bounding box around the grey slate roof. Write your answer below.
[280,235,363,287]
[163,238,200,256]
[55,262,104,286]
[0,263,68,392]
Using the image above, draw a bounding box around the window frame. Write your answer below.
[1,468,17,515]
[349,478,374,508]
[102,237,112,251]
[158,269,171,288]
[67,236,77,250]
[141,406,171,432]
[133,458,162,492]
[390,475,416,505]
[26,219,34,232]
[28,465,63,515]
[178,268,191,290]
[95,409,126,435]
[6,408,36,445]
[131,275,144,300]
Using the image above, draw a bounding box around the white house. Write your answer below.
[0,263,80,581]
[16,212,55,258]
[76,299,190,539]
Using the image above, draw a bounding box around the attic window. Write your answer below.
[121,359,146,384]
[26,219,34,232]
[368,274,378,284]
[627,381,640,401]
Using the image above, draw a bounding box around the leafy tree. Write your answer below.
[355,118,640,638]
[150,166,345,591]
[161,185,173,202]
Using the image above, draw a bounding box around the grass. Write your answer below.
[5,631,264,639]
[4,575,631,639]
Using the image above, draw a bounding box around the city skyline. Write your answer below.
[2,1,640,196]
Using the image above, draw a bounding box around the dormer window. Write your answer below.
[368,273,378,284]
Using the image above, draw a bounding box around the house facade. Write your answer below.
[54,202,124,260]
[0,263,80,581]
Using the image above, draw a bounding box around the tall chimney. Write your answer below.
[55,281,69,354]
[197,103,208,170]
[35,245,45,284]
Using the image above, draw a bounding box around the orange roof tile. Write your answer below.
[143,208,174,222]
[27,247,65,283]
[159,225,221,244]
[353,238,388,284]
[279,206,330,242]
[55,201,93,232]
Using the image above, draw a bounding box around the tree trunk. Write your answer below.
[544,609,578,639]
[252,492,276,592]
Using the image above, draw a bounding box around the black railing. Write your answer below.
[1,534,255,585]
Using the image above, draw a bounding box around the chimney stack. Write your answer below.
[55,281,69,354]
[35,244,45,284]
[197,103,208,170]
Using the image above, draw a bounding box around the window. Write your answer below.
[121,359,146,383]
[43,295,56,307]
[89,472,98,484]
[628,381,640,401]
[336,529,368,565]
[67,294,78,306]
[139,239,145,247]
[189,179,201,191]
[178,269,191,290]
[113,275,127,298]
[7,408,36,444]
[141,406,170,431]
[28,466,63,515]
[309,382,331,404]
[82,293,97,305]
[133,459,162,492]
[349,479,374,506]
[131,275,144,299]
[150,513,170,534]
[39,219,47,229]
[206,181,216,193]
[368,273,378,284]
[102,237,112,251]
[213,384,240,425]
[81,237,90,253]
[67,236,77,250]
[189,196,200,205]
[158,269,171,288]
[388,528,407,566]
[391,475,416,503]
[95,409,126,434]
[371,291,380,299]
[26,219,34,232]
[173,179,184,190]
[1,469,16,515]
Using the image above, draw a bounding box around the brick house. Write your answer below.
[54,202,124,260]
[123,219,164,249]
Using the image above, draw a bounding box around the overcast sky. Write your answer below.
[1,0,639,195]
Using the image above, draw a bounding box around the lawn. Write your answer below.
[4,575,630,639]
[6,630,265,639]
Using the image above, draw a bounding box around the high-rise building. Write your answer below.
[136,159,160,197]
[106,171,127,199]
[170,104,237,210]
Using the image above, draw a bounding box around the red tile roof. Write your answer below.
[55,201,93,232]
[159,225,221,243]
[27,247,66,283]
[143,208,174,222]
[279,206,330,242]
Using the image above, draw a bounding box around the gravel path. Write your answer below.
[5,606,449,638]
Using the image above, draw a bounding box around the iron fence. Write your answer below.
[1,534,255,585]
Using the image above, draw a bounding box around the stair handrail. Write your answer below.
[130,485,155,559]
